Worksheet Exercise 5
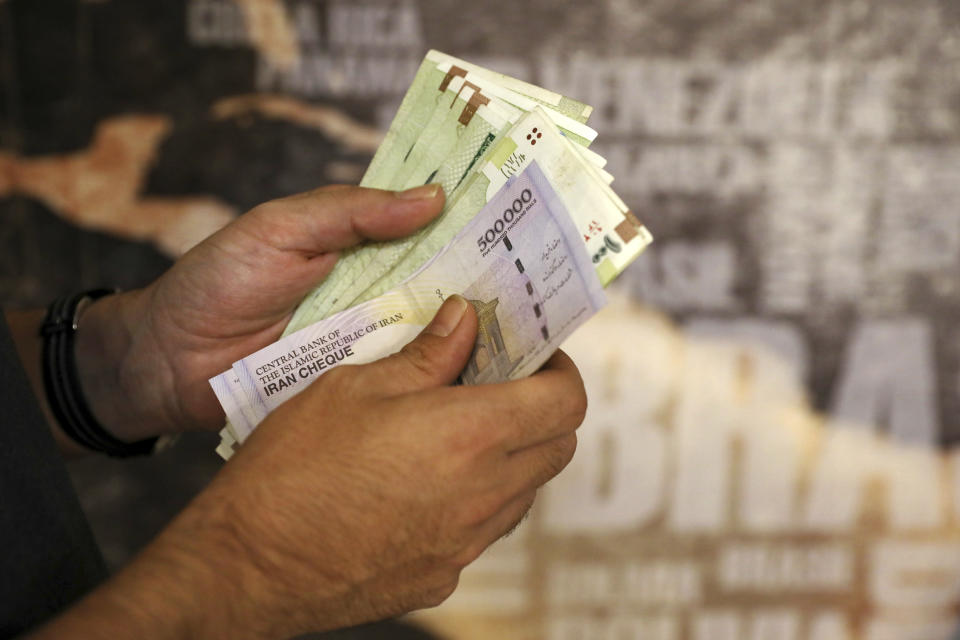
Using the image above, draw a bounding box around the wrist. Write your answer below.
[135,485,316,640]
[73,288,180,441]
[30,491,276,640]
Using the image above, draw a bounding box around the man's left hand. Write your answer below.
[75,184,445,441]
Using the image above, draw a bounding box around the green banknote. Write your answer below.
[423,69,598,195]
[287,92,514,330]
[386,79,511,189]
[316,69,594,318]
[286,92,601,330]
[424,50,593,124]
[345,105,610,315]
[433,61,596,147]
[362,50,591,190]
[351,108,651,306]
[283,54,595,337]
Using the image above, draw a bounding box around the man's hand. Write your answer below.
[30,296,588,639]
[73,184,445,442]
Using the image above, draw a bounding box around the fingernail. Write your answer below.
[426,295,469,337]
[396,183,441,200]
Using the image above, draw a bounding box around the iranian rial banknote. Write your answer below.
[349,108,651,307]
[295,79,516,326]
[212,162,606,440]
[305,83,602,325]
[283,53,597,338]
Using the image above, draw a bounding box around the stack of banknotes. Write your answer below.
[210,50,653,460]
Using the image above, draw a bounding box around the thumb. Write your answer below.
[240,183,446,256]
[358,295,478,396]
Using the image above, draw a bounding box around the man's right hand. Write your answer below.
[31,295,587,640]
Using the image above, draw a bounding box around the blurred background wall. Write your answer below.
[1,0,959,638]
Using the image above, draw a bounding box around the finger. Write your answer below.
[352,295,479,395]
[244,183,445,256]
[537,348,580,377]
[502,433,578,495]
[462,489,538,567]
[499,350,587,451]
[437,349,587,452]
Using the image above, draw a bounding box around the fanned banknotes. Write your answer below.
[283,52,598,338]
[213,52,652,458]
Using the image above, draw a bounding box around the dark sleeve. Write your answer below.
[0,314,107,638]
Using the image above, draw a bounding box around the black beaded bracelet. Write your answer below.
[40,289,160,458]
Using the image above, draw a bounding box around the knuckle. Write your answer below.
[314,363,356,394]
[533,373,587,428]
[306,364,377,406]
[248,200,278,220]
[557,433,578,466]
[550,387,587,431]
[248,200,287,229]
[544,434,577,478]
[501,494,538,539]
[521,489,539,512]
[456,492,501,528]
[287,366,354,409]
[444,417,496,458]
[565,379,589,425]
[398,339,442,379]
[452,540,488,570]
[241,201,291,246]
[423,576,460,608]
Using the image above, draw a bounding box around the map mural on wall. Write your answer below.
[2,1,960,638]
